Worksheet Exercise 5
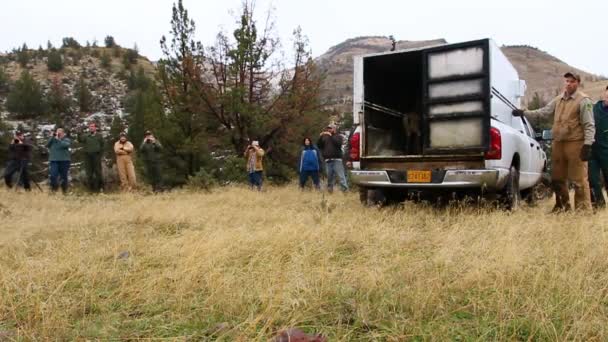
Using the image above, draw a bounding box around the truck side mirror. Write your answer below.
[541,129,552,141]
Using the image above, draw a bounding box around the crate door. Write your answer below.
[422,39,491,155]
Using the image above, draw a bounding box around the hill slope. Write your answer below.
[0,46,155,133]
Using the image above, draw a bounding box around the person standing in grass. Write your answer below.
[140,130,163,192]
[317,124,349,193]
[4,130,33,191]
[114,132,137,192]
[298,137,323,190]
[47,128,71,194]
[78,122,105,193]
[244,140,264,191]
[588,86,608,208]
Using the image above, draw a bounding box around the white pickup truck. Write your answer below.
[348,38,547,209]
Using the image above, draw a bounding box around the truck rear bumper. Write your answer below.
[350,168,510,190]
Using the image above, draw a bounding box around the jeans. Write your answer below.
[325,159,348,192]
[84,152,103,192]
[4,159,31,190]
[248,171,263,190]
[299,170,320,189]
[588,149,608,206]
[50,160,71,193]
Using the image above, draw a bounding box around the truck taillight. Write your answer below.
[349,132,360,161]
[485,127,502,160]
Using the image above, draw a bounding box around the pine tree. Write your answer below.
[47,48,64,72]
[6,70,46,119]
[0,67,8,94]
[158,0,209,180]
[47,77,71,123]
[100,51,112,69]
[17,43,30,67]
[61,37,81,49]
[75,74,93,113]
[104,36,116,48]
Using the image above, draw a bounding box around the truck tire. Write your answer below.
[358,187,368,205]
[502,166,521,210]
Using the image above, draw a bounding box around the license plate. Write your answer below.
[407,170,432,183]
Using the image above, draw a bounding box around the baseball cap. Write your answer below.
[144,130,152,136]
[564,72,581,82]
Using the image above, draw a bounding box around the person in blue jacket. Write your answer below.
[298,137,323,190]
[47,128,72,193]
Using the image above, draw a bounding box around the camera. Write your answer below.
[145,139,151,144]
[13,139,20,144]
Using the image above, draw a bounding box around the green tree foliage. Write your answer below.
[46,49,64,72]
[0,116,12,165]
[104,36,116,48]
[157,0,211,181]
[6,70,46,119]
[0,67,9,95]
[47,77,72,123]
[100,51,112,69]
[198,3,327,173]
[17,43,30,68]
[75,74,93,113]
[61,37,81,49]
[122,47,139,69]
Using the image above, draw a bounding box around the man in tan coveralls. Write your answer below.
[114,132,137,191]
[513,72,595,211]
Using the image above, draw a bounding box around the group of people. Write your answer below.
[11,72,607,208]
[513,72,608,211]
[3,122,163,193]
[242,124,350,193]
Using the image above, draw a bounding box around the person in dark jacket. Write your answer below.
[77,122,105,192]
[140,130,163,192]
[317,124,348,193]
[4,131,33,190]
[47,128,72,193]
[298,137,323,190]
[589,86,608,207]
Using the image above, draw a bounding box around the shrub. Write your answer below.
[46,49,64,72]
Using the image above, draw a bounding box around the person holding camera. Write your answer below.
[77,122,105,193]
[244,140,265,191]
[140,130,163,192]
[317,124,348,193]
[4,131,33,191]
[114,132,137,191]
[47,128,72,194]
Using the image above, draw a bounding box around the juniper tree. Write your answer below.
[6,70,46,119]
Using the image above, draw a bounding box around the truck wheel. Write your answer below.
[502,166,521,210]
[358,187,368,205]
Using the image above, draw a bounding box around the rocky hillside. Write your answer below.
[317,37,447,113]
[316,37,607,114]
[0,45,155,137]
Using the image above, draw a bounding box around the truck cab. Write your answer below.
[348,38,547,209]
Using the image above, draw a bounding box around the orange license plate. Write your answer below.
[407,170,432,183]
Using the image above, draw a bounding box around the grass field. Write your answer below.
[1,186,608,341]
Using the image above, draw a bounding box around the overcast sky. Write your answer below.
[1,0,607,75]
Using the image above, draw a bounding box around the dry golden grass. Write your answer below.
[1,187,608,340]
